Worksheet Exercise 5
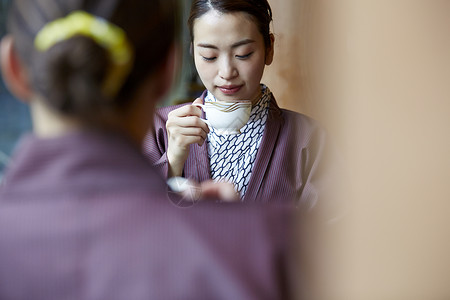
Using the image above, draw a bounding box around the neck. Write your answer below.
[250,90,263,106]
[31,98,82,138]
[29,98,145,149]
[30,91,155,149]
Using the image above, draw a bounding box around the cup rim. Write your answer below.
[204,99,251,104]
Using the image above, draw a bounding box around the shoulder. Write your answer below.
[269,97,325,145]
[269,95,320,129]
[281,108,320,129]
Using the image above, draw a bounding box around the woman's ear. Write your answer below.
[0,35,33,102]
[265,33,275,65]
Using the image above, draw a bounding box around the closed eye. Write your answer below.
[236,52,254,60]
[202,56,217,62]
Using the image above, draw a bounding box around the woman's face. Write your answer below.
[192,10,273,104]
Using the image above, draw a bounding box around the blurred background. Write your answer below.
[1,0,450,298]
[273,1,450,299]
[0,0,31,178]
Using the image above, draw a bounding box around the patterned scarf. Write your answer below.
[206,84,271,199]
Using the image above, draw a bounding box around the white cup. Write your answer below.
[194,100,252,135]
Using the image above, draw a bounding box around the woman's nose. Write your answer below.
[218,58,238,80]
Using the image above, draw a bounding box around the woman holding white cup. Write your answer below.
[145,0,328,205]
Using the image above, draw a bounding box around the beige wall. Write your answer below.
[265,0,351,122]
[342,2,450,298]
[268,1,450,299]
[263,1,309,114]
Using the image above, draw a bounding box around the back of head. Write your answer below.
[7,0,179,122]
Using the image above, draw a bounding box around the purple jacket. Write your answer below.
[144,94,327,208]
[0,131,293,300]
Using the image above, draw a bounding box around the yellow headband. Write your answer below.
[34,10,134,98]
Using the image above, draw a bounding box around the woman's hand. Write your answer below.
[167,177,239,203]
[199,180,239,202]
[166,98,209,177]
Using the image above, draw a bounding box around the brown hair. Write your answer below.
[188,0,273,49]
[7,0,179,120]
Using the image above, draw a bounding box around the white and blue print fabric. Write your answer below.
[206,84,271,199]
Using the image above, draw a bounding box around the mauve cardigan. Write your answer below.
[0,131,293,300]
[144,94,327,207]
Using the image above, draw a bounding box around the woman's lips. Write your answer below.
[218,85,242,94]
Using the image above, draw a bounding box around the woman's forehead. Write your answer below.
[193,10,261,44]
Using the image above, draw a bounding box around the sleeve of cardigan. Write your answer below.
[142,107,172,179]
[300,122,348,223]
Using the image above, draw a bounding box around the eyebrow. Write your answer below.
[196,39,256,49]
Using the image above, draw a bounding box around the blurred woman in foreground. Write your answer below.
[0,0,293,299]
